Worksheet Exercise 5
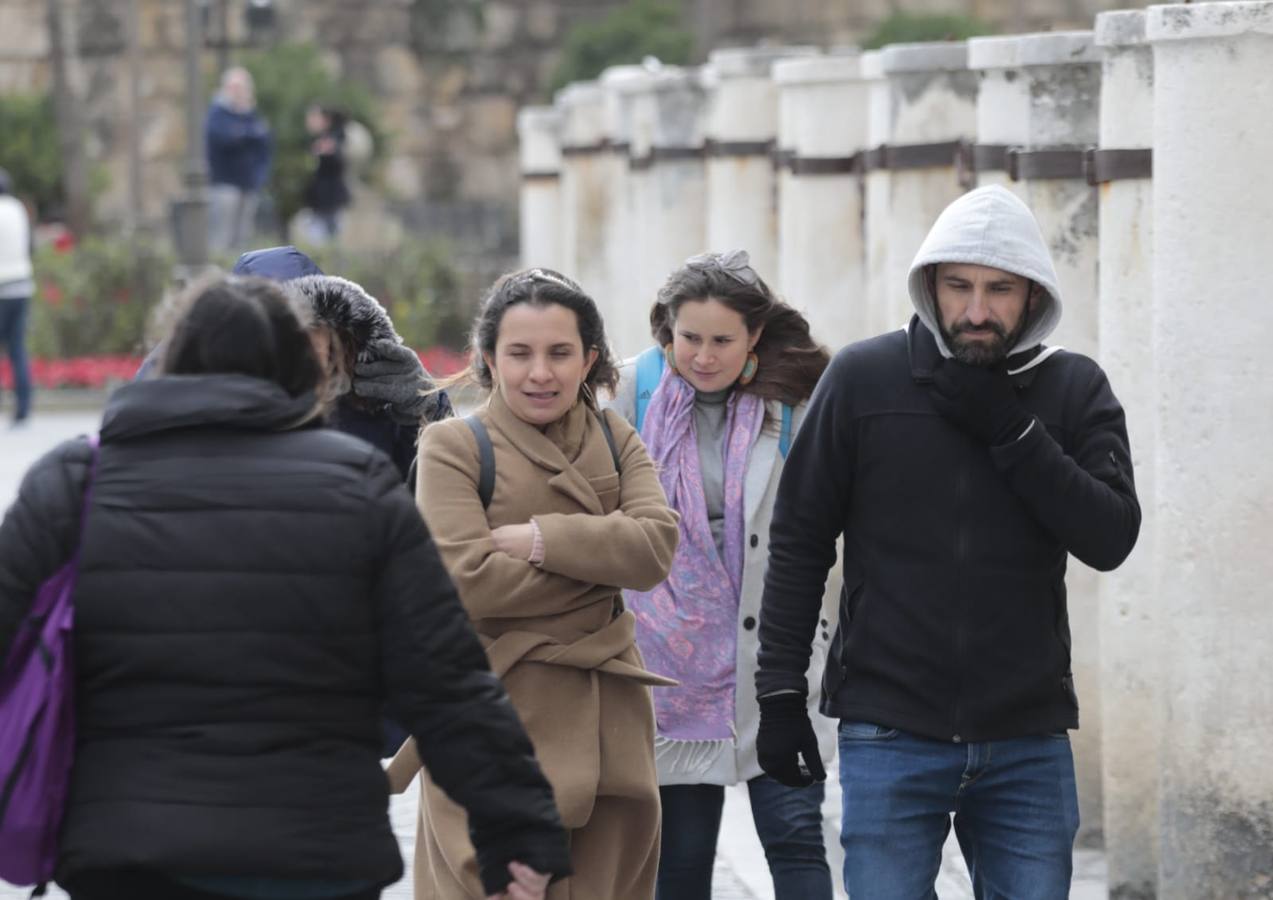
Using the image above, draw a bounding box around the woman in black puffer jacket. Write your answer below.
[0,276,568,900]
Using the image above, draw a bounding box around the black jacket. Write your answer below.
[0,375,568,892]
[756,318,1140,742]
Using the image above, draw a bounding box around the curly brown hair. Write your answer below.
[450,267,619,406]
[650,254,829,407]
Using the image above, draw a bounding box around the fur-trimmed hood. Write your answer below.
[285,274,401,360]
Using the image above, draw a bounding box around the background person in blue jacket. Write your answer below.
[754,185,1141,900]
[205,67,272,254]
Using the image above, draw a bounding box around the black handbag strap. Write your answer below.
[463,410,621,510]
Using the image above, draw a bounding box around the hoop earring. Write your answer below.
[664,344,677,372]
[738,352,759,386]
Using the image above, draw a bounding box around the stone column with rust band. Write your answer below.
[1148,4,1273,896]
[614,66,710,359]
[704,46,817,284]
[967,36,1029,197]
[517,106,563,271]
[1016,30,1107,849]
[599,65,648,348]
[879,42,978,336]
[1094,11,1159,900]
[860,50,893,338]
[774,53,870,350]
[554,81,609,310]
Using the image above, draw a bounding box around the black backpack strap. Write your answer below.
[595,409,621,474]
[463,415,496,509]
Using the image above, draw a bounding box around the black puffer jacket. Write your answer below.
[0,375,569,892]
[757,319,1140,743]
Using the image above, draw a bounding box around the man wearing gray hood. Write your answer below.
[753,186,1140,899]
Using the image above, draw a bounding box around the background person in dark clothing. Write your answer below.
[302,105,352,244]
[205,67,272,254]
[753,185,1141,900]
[0,275,569,900]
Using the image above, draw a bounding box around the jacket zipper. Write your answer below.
[952,463,968,743]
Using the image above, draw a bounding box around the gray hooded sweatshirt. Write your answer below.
[908,185,1063,361]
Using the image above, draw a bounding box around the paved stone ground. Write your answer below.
[2,411,1109,900]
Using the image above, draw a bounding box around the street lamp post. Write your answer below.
[173,0,209,275]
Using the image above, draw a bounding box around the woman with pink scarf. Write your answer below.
[606,251,836,900]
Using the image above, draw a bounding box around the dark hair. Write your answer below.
[452,267,618,405]
[650,253,829,406]
[162,275,321,399]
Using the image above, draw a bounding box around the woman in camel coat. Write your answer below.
[402,267,679,900]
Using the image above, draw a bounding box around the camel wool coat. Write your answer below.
[403,389,679,899]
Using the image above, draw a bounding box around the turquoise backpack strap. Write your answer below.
[633,345,666,434]
[779,404,793,458]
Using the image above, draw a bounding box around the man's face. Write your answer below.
[933,262,1035,366]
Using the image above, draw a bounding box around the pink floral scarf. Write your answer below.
[628,367,764,741]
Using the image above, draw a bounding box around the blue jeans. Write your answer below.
[838,721,1079,900]
[0,295,31,421]
[656,776,832,900]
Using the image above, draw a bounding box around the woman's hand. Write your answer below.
[490,523,535,561]
[486,861,551,900]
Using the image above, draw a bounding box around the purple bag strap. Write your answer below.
[72,433,101,560]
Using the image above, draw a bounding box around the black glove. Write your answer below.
[353,339,444,425]
[756,692,827,787]
[929,358,1033,446]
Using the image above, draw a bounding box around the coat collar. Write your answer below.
[743,402,784,527]
[906,315,1049,388]
[485,389,609,515]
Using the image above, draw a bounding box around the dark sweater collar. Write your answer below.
[101,374,321,442]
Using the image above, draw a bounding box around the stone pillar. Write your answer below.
[599,65,647,347]
[613,67,709,359]
[774,54,871,350]
[555,81,609,306]
[860,50,893,338]
[1094,11,1158,899]
[878,42,978,335]
[967,36,1029,197]
[517,106,563,271]
[1015,31,1106,849]
[1148,4,1273,896]
[704,46,816,282]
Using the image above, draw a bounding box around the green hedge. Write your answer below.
[29,238,174,359]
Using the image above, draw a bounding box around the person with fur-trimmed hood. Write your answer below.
[753,185,1141,899]
[238,247,453,477]
[139,246,452,478]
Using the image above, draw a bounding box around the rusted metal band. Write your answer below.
[706,139,775,158]
[1085,148,1152,185]
[629,146,706,170]
[1007,147,1088,181]
[560,142,609,157]
[788,155,861,176]
[521,171,560,182]
[608,141,631,156]
[972,144,1011,172]
[862,141,965,172]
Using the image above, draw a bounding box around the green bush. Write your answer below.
[549,0,694,96]
[234,44,387,239]
[299,239,472,351]
[861,11,994,50]
[0,93,65,218]
[29,237,174,358]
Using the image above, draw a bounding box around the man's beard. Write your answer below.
[939,314,1028,367]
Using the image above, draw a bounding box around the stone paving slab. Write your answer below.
[1,414,1110,900]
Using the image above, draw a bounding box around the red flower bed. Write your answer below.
[1,348,466,391]
[0,356,144,390]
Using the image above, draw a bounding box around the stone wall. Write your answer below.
[0,0,1146,245]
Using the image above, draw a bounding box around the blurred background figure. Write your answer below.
[205,67,272,255]
[0,274,570,900]
[0,167,33,428]
[301,105,352,245]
